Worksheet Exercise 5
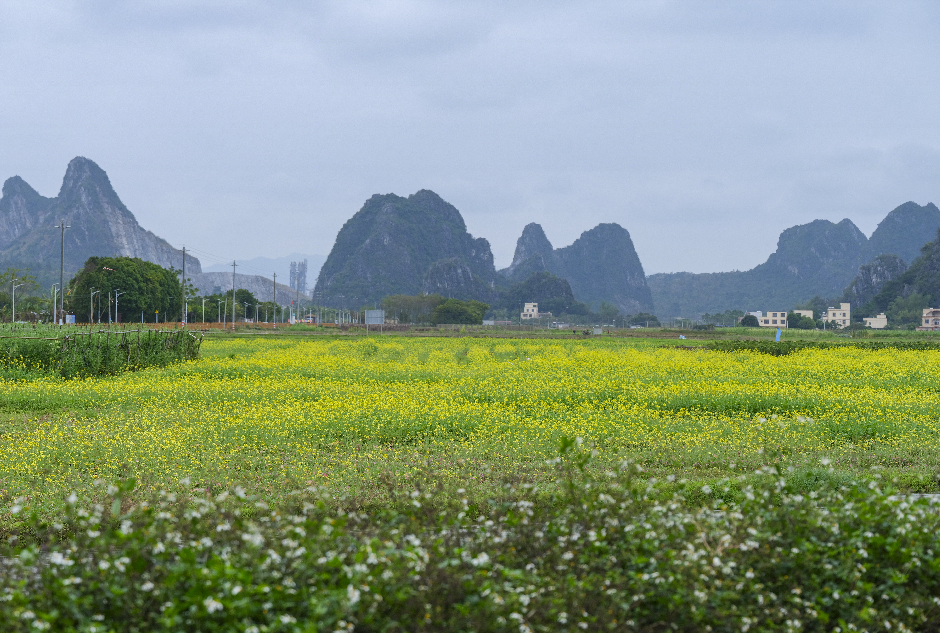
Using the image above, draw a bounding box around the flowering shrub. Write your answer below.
[3,442,940,632]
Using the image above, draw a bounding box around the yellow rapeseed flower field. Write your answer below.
[1,336,939,511]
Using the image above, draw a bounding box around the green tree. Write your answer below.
[431,299,489,325]
[382,294,446,325]
[628,313,661,327]
[739,314,760,327]
[597,302,620,323]
[886,292,929,329]
[786,311,817,330]
[67,257,182,324]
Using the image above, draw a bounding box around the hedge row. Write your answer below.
[709,339,940,356]
[0,328,202,379]
[2,442,940,631]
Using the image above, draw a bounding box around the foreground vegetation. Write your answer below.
[3,333,940,629]
[4,449,940,632]
[0,323,202,379]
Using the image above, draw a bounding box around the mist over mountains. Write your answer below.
[1,157,938,321]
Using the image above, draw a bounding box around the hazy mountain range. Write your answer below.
[648,202,940,316]
[1,157,937,319]
[203,254,325,288]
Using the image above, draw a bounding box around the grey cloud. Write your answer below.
[0,1,937,274]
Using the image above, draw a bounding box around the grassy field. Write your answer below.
[2,332,940,521]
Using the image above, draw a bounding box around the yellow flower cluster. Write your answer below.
[1,337,939,505]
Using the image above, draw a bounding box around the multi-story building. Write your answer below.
[917,308,940,331]
[757,311,788,328]
[521,302,552,320]
[792,310,813,319]
[863,313,888,329]
[822,303,851,328]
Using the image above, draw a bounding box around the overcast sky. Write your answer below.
[1,1,938,274]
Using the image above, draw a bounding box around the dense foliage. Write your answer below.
[430,298,489,325]
[3,448,940,631]
[493,271,586,316]
[381,294,447,325]
[67,257,182,324]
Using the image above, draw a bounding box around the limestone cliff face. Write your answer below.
[0,157,201,283]
[501,222,654,314]
[503,223,554,280]
[842,254,908,308]
[314,190,497,306]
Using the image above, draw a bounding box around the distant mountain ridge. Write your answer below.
[0,157,201,284]
[500,222,653,314]
[648,202,940,317]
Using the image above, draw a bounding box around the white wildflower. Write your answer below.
[203,596,223,613]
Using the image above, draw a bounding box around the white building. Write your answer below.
[757,311,788,328]
[822,303,851,328]
[863,313,887,329]
[521,302,539,320]
[917,308,940,331]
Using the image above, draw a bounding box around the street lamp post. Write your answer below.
[55,219,70,324]
[243,302,249,323]
[51,284,59,323]
[11,279,24,323]
[90,288,99,324]
[202,297,206,324]
[114,290,125,324]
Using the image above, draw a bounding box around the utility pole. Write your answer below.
[90,288,97,324]
[181,246,187,325]
[231,260,237,331]
[55,219,70,324]
[202,297,206,324]
[272,272,277,328]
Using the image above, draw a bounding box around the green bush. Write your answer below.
[0,326,202,379]
[431,299,489,325]
[739,314,760,327]
[3,440,940,631]
[710,339,940,356]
